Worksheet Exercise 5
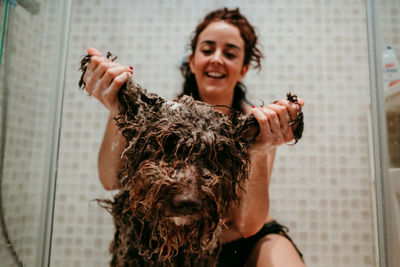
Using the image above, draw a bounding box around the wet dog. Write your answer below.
[79,53,303,266]
[79,53,260,266]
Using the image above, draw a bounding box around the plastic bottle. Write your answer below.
[382,46,400,91]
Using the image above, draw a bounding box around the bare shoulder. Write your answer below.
[245,234,306,267]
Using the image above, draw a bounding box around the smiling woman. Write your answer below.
[188,21,249,109]
[81,7,305,266]
[47,1,381,266]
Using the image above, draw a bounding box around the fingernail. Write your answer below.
[252,105,255,108]
[129,66,133,70]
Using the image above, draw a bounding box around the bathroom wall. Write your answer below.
[52,0,376,266]
[0,0,63,266]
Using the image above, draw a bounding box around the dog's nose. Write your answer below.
[172,194,203,215]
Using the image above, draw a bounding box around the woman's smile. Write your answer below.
[206,71,226,79]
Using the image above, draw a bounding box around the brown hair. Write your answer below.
[180,7,263,111]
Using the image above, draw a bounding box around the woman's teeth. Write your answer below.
[206,72,225,78]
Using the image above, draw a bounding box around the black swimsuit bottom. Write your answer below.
[217,220,304,267]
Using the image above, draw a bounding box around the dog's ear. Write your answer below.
[235,114,260,146]
[78,54,92,90]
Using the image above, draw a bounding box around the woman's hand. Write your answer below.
[251,98,305,153]
[83,47,133,115]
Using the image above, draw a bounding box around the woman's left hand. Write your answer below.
[251,98,304,153]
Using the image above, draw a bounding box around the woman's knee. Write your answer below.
[245,234,305,267]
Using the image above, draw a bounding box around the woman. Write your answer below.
[83,8,305,267]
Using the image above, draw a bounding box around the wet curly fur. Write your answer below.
[79,53,261,266]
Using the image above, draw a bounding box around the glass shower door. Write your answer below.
[0,0,71,266]
[367,0,400,266]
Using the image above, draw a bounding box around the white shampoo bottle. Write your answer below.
[382,46,400,91]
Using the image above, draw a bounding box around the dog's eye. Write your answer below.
[160,133,179,155]
[200,169,214,180]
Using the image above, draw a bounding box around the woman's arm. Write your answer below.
[222,99,304,241]
[97,113,125,190]
[83,47,132,190]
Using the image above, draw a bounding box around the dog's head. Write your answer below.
[116,92,259,259]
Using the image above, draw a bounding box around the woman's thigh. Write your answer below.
[245,234,306,267]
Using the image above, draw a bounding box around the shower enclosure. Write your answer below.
[0,0,70,266]
[0,0,398,266]
[367,0,400,266]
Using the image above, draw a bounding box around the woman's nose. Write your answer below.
[210,50,223,65]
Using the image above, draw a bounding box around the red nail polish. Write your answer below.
[129,66,133,70]
[252,105,255,108]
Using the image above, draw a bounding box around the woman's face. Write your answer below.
[189,21,249,106]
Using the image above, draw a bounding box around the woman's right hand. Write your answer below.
[83,47,133,115]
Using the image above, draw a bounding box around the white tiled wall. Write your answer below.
[52,0,376,266]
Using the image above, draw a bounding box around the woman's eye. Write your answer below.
[201,49,213,55]
[225,52,236,59]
